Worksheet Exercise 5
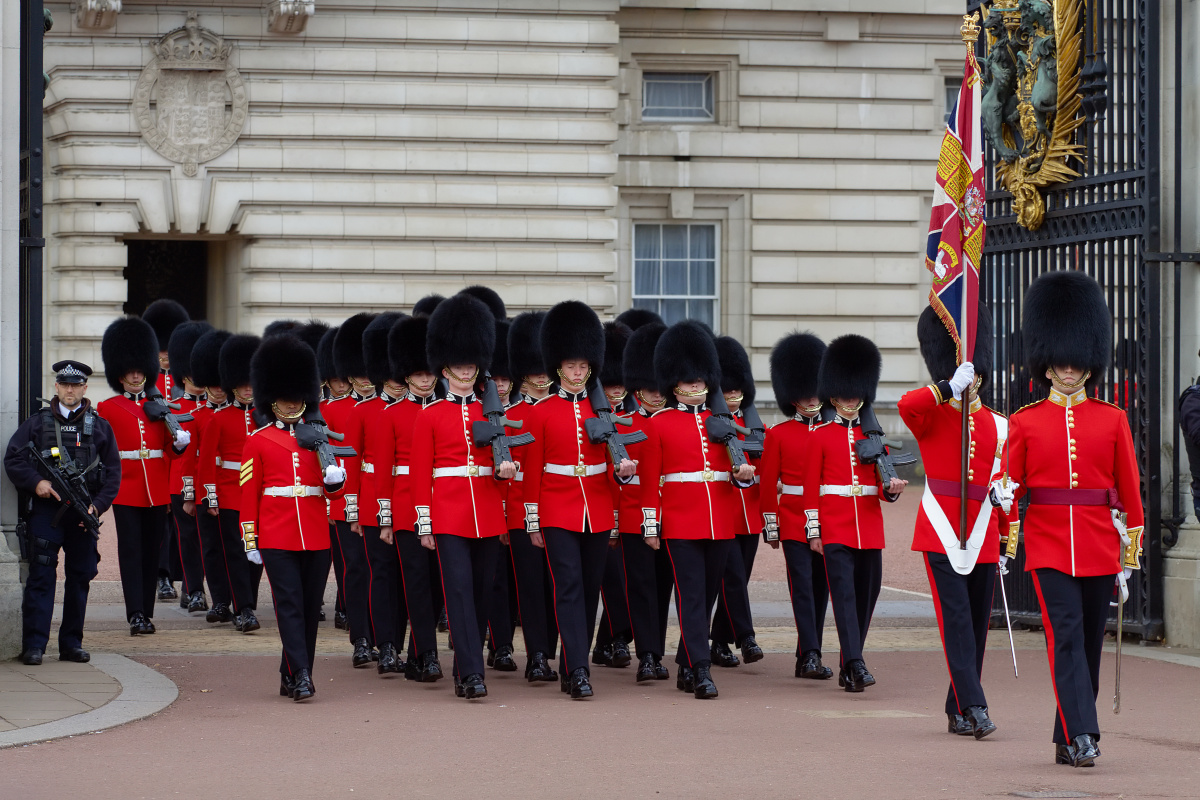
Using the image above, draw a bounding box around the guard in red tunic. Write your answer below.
[196,334,265,633]
[802,334,906,692]
[900,304,1011,739]
[240,334,347,701]
[1009,271,1144,768]
[638,320,755,700]
[411,294,515,700]
[98,317,191,635]
[523,301,634,699]
[708,335,765,669]
[317,326,350,630]
[760,332,832,680]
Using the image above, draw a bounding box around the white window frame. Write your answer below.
[631,222,721,331]
[640,72,716,123]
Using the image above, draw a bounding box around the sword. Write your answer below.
[997,556,1018,678]
[1114,587,1123,714]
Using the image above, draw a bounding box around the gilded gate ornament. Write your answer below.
[978,0,1085,230]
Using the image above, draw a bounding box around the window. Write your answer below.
[944,76,960,124]
[642,72,715,122]
[633,223,718,328]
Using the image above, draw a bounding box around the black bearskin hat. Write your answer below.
[508,311,546,380]
[769,332,826,416]
[219,334,261,395]
[263,319,301,338]
[101,316,160,394]
[296,320,331,354]
[918,302,995,390]
[600,321,632,388]
[541,301,605,378]
[191,329,232,390]
[364,312,406,387]
[317,327,339,383]
[427,294,495,373]
[458,285,507,321]
[168,321,214,385]
[141,299,189,353]
[1023,270,1112,390]
[715,336,756,406]
[614,307,663,331]
[388,316,430,382]
[333,313,376,380]
[412,294,445,318]
[654,320,721,396]
[251,334,322,415]
[492,320,513,380]
[818,334,882,404]
[623,322,666,394]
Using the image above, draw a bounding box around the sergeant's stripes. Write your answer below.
[239,460,253,486]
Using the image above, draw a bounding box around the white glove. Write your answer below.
[247,549,262,566]
[998,555,1010,575]
[173,429,192,447]
[1123,567,1133,581]
[323,464,347,485]
[988,479,1018,514]
[949,361,975,401]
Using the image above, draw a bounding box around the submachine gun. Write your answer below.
[22,442,103,540]
[584,378,646,483]
[854,403,917,486]
[705,386,764,472]
[143,386,194,442]
[294,407,357,473]
[472,373,534,475]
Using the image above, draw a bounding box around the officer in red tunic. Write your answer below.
[197,334,265,633]
[411,293,515,700]
[760,332,833,680]
[639,320,755,700]
[802,334,906,692]
[900,304,1011,739]
[98,317,191,635]
[709,335,765,669]
[523,301,635,699]
[1009,271,1144,768]
[317,326,351,631]
[240,334,347,701]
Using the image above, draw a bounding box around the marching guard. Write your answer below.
[317,326,351,631]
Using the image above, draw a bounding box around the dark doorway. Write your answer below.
[124,240,208,319]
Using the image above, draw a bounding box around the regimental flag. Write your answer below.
[926,49,987,364]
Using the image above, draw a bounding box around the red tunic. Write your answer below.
[732,414,762,536]
[758,415,826,541]
[637,404,740,541]
[196,402,256,512]
[156,369,173,401]
[376,393,436,532]
[168,393,206,496]
[410,396,506,538]
[319,393,357,522]
[616,408,655,535]
[238,422,339,551]
[505,396,548,530]
[1009,388,1144,576]
[97,393,180,507]
[344,393,401,527]
[801,416,895,550]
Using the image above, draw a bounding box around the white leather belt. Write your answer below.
[820,484,878,497]
[392,465,409,476]
[433,466,493,478]
[780,483,804,496]
[263,485,323,497]
[219,459,240,470]
[545,463,607,477]
[626,476,640,485]
[119,448,163,460]
[361,462,375,473]
[662,470,730,483]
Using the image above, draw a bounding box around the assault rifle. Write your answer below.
[854,403,917,487]
[705,386,764,472]
[584,378,646,483]
[295,407,357,473]
[22,442,103,540]
[739,400,767,451]
[472,373,534,475]
[143,386,194,443]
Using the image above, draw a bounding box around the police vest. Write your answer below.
[37,406,105,493]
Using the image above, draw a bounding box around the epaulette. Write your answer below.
[1011,398,1046,416]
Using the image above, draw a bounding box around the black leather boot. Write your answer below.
[739,636,764,664]
[525,651,554,682]
[1070,733,1099,767]
[840,659,874,692]
[280,674,295,698]
[591,642,614,667]
[491,644,518,672]
[710,641,740,668]
[59,647,90,663]
[653,654,669,680]
[964,706,997,740]
[352,638,373,668]
[157,576,177,600]
[20,648,43,666]
[291,670,315,702]
[610,637,632,668]
[186,591,209,613]
[461,672,488,699]
[420,651,444,682]
[635,653,657,683]
[206,602,232,624]
[236,609,261,634]
[796,650,833,680]
[569,667,593,699]
[437,607,449,632]
[676,666,695,693]
[377,642,401,675]
[1055,743,1075,765]
[947,713,973,735]
[693,662,718,699]
[334,610,348,630]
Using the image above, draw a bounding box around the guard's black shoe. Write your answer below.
[569,667,593,699]
[739,636,764,664]
[186,591,208,613]
[1055,744,1074,765]
[292,670,315,702]
[233,610,261,634]
[377,642,402,675]
[486,648,496,668]
[676,666,695,693]
[369,646,380,662]
[437,608,449,633]
[592,642,614,667]
[179,593,189,609]
[280,675,295,698]
[352,638,373,668]
[59,647,90,663]
[462,673,488,699]
[636,653,657,683]
[491,644,518,672]
[419,651,444,683]
[206,602,231,624]
[1070,734,1099,767]
[319,609,326,622]
[525,651,555,682]
[20,648,43,666]
[334,610,348,630]
[948,713,974,735]
[129,613,155,635]
[157,577,177,600]
[454,677,465,697]
[964,706,997,740]
[610,637,632,668]
[840,659,873,692]
[405,655,420,681]
[710,641,740,668]
[797,650,833,680]
[693,663,718,699]
[653,654,669,680]
[559,669,571,693]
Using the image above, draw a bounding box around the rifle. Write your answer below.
[294,407,357,473]
[584,378,647,483]
[22,442,103,540]
[740,400,767,451]
[472,373,534,475]
[704,386,764,471]
[854,403,917,487]
[143,386,194,443]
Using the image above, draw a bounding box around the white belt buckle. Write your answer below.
[468,465,479,477]
[702,469,715,482]
[850,485,863,496]
[292,485,306,498]
[139,447,150,459]
[574,464,586,477]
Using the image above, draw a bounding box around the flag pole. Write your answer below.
[957,13,978,550]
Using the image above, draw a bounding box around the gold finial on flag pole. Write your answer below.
[961,11,980,48]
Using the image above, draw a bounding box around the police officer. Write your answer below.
[5,361,122,665]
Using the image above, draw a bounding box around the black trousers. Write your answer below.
[395,529,440,658]
[664,538,733,668]
[328,522,347,614]
[198,508,232,607]
[362,525,409,650]
[621,533,674,659]
[594,538,633,650]
[262,548,330,678]
[435,534,500,679]
[823,544,882,665]
[22,504,98,653]
[1032,568,1113,744]
[159,504,180,582]
[783,540,830,656]
[112,504,168,621]
[509,529,557,658]
[925,552,996,714]
[542,527,610,675]
[334,520,372,643]
[487,543,515,651]
[169,495,206,597]
[712,534,759,647]
[217,508,262,612]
